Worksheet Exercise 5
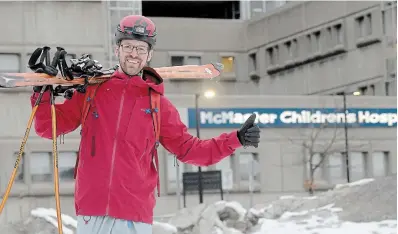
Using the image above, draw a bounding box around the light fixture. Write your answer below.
[204,90,216,99]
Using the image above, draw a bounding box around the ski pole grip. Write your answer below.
[44,50,62,77]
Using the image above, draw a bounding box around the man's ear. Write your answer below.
[147,50,153,62]
[114,45,119,57]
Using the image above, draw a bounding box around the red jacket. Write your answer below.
[30,68,242,224]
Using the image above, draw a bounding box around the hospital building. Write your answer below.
[0,0,396,222]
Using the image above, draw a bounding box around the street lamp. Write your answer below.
[195,90,216,204]
[342,90,361,183]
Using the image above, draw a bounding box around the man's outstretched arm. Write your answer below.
[159,97,260,166]
[30,88,84,139]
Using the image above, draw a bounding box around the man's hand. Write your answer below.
[237,113,260,148]
[29,46,57,93]
[70,54,103,76]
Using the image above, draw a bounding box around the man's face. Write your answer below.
[115,39,153,76]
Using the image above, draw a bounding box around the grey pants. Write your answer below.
[76,215,152,234]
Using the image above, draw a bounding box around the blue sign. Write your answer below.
[187,108,397,128]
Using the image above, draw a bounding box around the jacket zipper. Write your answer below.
[105,85,127,215]
[91,111,98,157]
[139,139,149,161]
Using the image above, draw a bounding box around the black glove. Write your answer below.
[237,113,260,148]
[69,54,103,76]
[29,46,60,93]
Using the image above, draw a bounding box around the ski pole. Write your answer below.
[50,87,63,234]
[0,85,47,214]
[47,50,64,234]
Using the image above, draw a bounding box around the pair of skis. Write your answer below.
[0,46,224,234]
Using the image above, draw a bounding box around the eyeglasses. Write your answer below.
[120,44,149,54]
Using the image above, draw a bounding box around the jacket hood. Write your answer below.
[111,66,164,95]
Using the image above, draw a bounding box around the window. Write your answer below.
[58,152,78,181]
[30,152,52,182]
[386,57,397,78]
[306,34,312,54]
[266,47,275,65]
[215,155,232,172]
[356,14,372,37]
[248,52,257,72]
[265,0,287,12]
[171,56,184,66]
[221,56,235,73]
[30,152,77,182]
[215,155,234,189]
[171,55,201,66]
[292,39,299,58]
[0,54,20,73]
[284,41,292,59]
[110,1,136,8]
[327,27,333,47]
[238,152,260,182]
[358,86,368,95]
[186,56,201,65]
[365,14,372,35]
[349,152,367,182]
[308,153,325,180]
[142,1,240,19]
[372,151,390,177]
[313,31,321,52]
[385,82,390,96]
[369,85,375,95]
[13,152,25,183]
[356,16,365,37]
[166,152,184,193]
[334,24,343,45]
[382,1,397,36]
[327,152,345,184]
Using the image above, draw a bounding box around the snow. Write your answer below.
[222,200,247,217]
[334,178,375,189]
[6,176,396,234]
[153,221,178,233]
[30,207,77,234]
[279,195,318,200]
[251,202,396,234]
[28,204,397,234]
[253,217,397,234]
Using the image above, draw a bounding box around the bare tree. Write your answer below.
[282,107,367,195]
[298,121,342,195]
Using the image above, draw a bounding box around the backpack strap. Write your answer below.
[74,84,102,179]
[150,89,161,196]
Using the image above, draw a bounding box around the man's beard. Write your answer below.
[119,57,144,76]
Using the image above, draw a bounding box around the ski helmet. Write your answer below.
[115,15,157,48]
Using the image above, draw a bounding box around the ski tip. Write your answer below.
[0,74,8,88]
[211,62,224,72]
[0,73,18,88]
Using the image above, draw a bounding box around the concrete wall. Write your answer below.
[0,1,394,96]
[0,1,107,69]
[247,1,395,96]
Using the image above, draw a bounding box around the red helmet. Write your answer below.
[115,15,157,47]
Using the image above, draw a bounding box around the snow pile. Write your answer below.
[167,176,397,234]
[0,176,396,234]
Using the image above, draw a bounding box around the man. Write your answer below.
[30,15,260,234]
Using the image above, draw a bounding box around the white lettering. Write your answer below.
[358,111,397,126]
[280,111,294,123]
[255,112,277,124]
[199,110,396,127]
[233,112,246,124]
[200,111,214,124]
